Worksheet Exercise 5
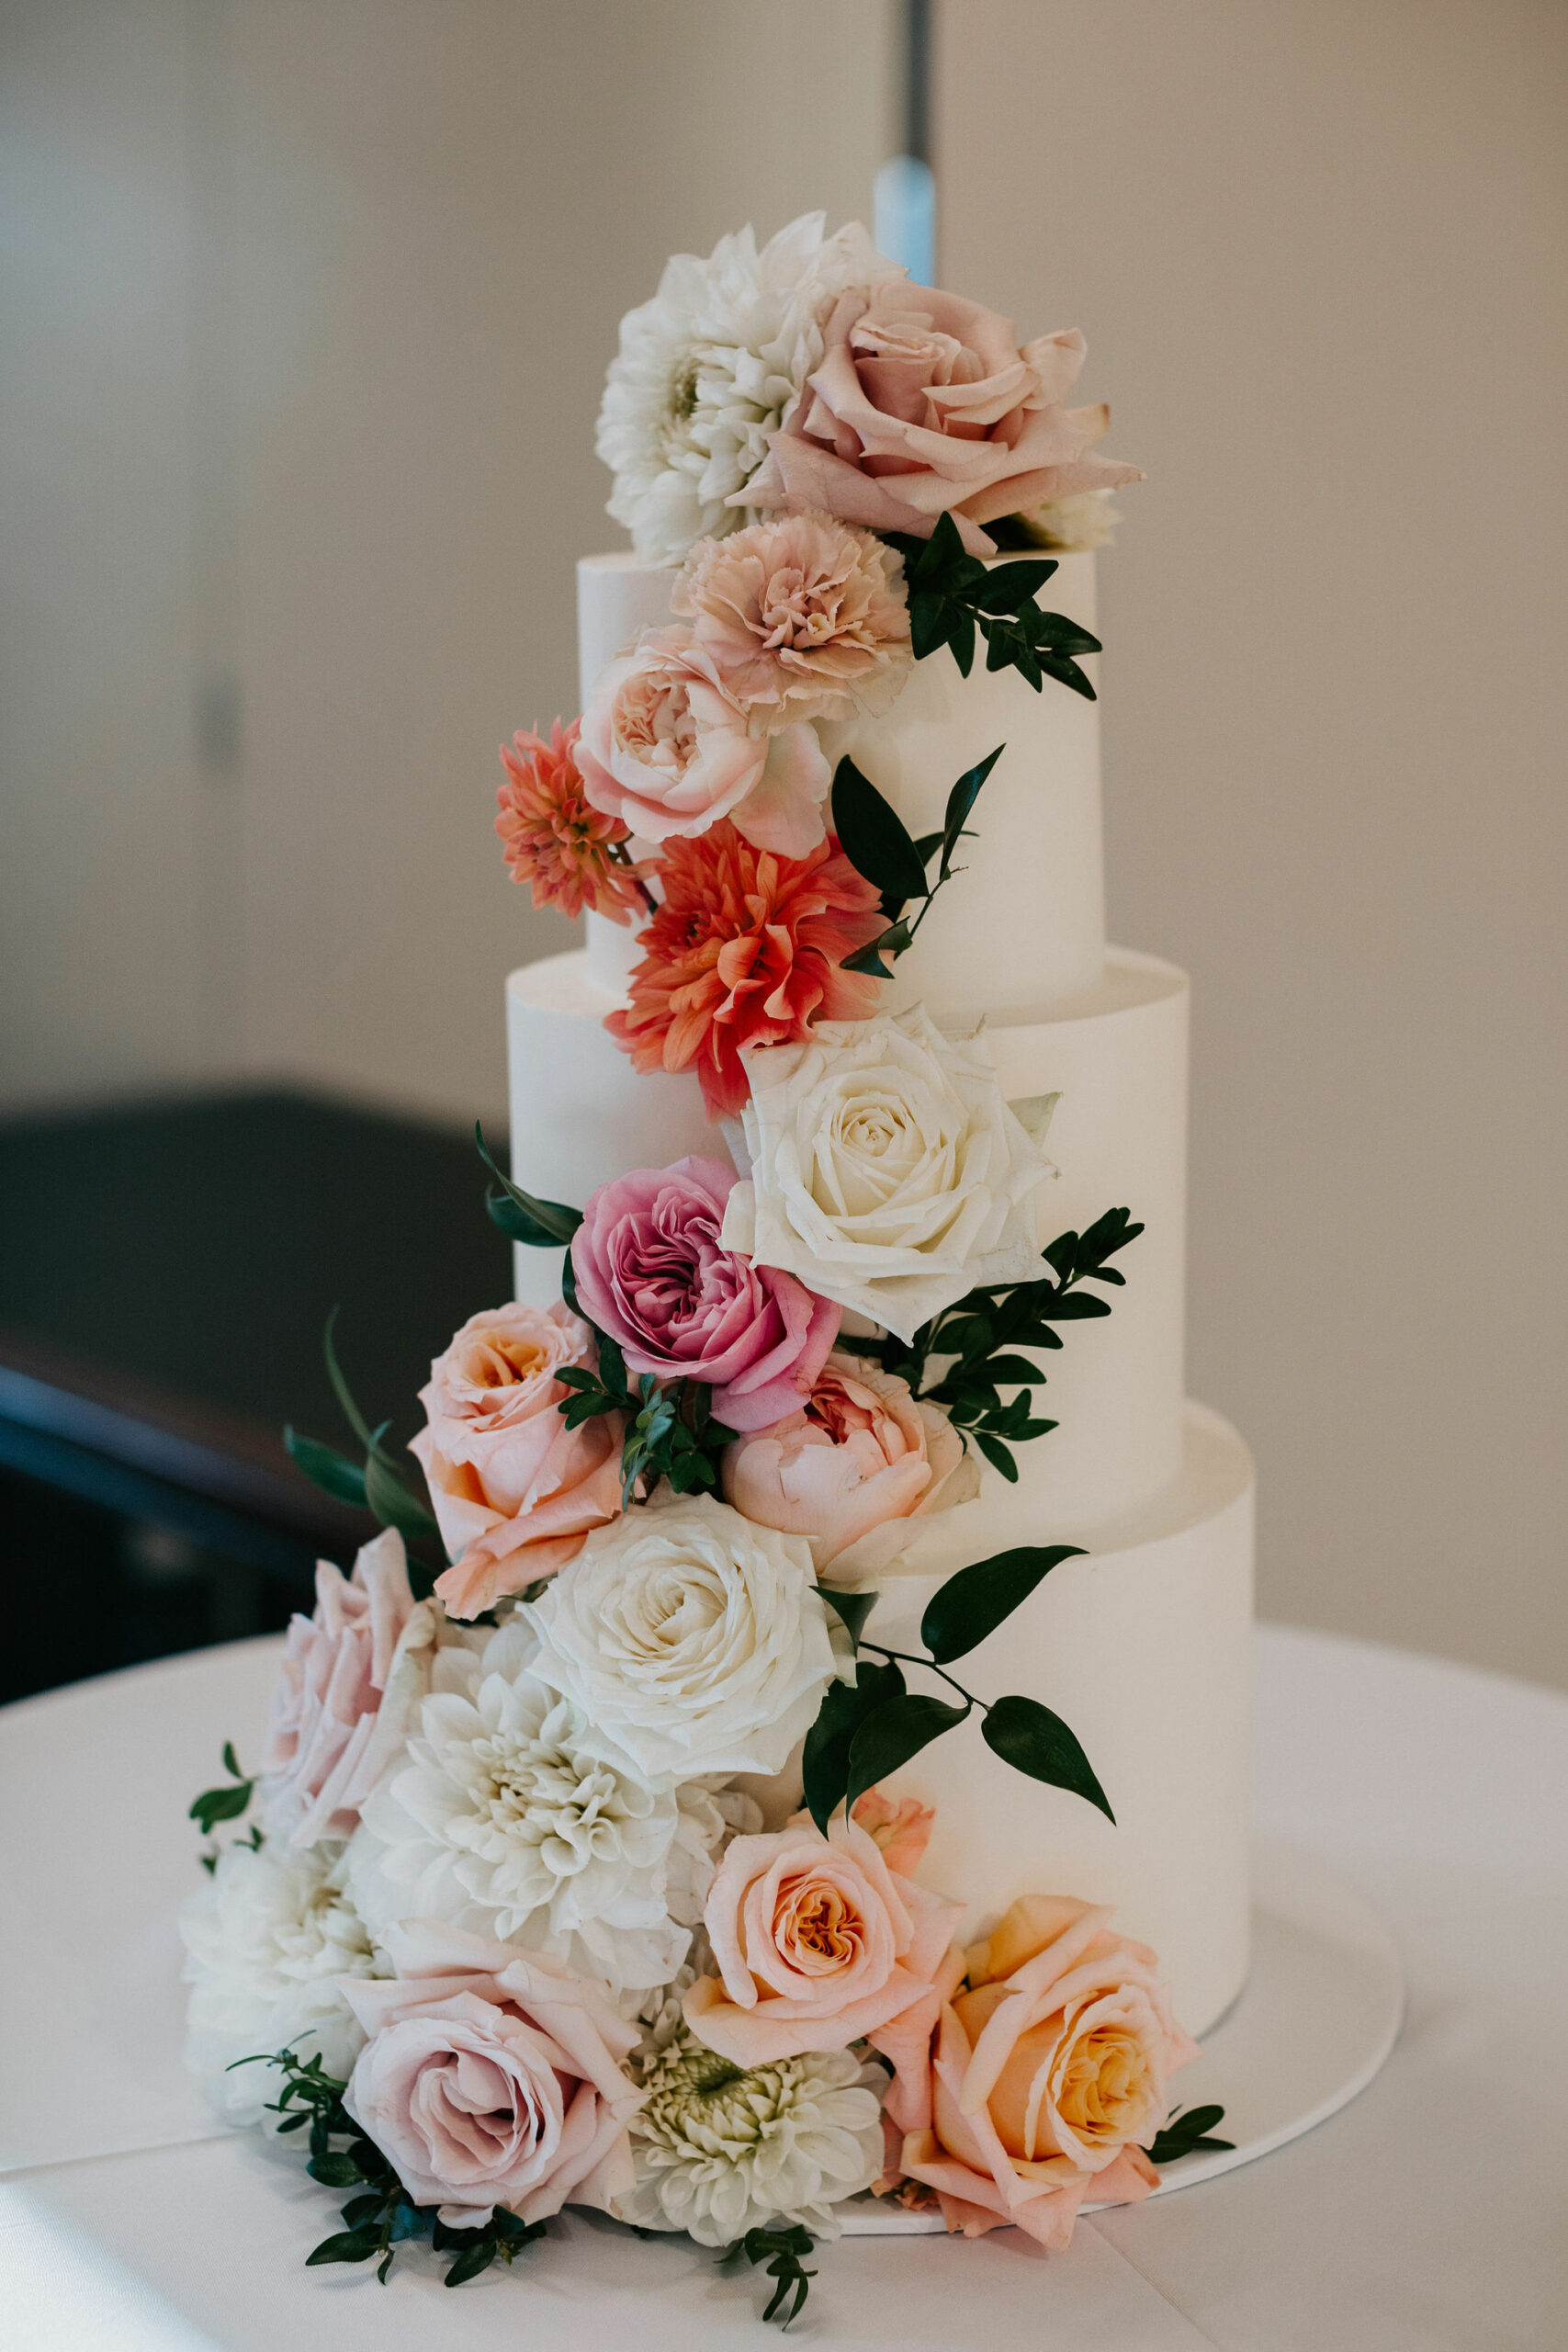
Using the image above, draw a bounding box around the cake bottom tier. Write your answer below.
[741,1401,1254,2041]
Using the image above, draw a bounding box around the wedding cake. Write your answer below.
[179,213,1254,2313]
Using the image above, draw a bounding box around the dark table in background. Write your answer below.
[0,1089,511,1702]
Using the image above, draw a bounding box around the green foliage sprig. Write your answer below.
[1144,2104,1235,2165]
[189,1740,262,1871]
[236,2049,546,2289]
[805,1564,1113,1835]
[885,510,1101,696]
[284,1308,442,1575]
[558,1336,736,1509]
[834,749,1004,979]
[719,2225,818,2328]
[475,1121,582,1249]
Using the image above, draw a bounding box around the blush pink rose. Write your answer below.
[682,1810,963,2069]
[852,1787,936,1881]
[740,285,1143,556]
[570,1156,840,1433]
[894,1895,1201,2248]
[410,1302,625,1619]
[341,1921,642,2227]
[261,1528,432,1848]
[577,626,831,858]
[721,1351,979,1580]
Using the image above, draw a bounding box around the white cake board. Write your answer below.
[840,1830,1404,2233]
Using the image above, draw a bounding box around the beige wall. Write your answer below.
[3,2,1564,1683]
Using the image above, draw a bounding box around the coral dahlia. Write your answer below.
[495,718,649,923]
[605,823,885,1116]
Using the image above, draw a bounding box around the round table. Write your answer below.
[2,1623,1564,2350]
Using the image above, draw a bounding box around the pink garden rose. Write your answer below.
[722,1351,979,1580]
[261,1528,433,1848]
[740,285,1143,556]
[671,513,911,726]
[410,1302,626,1619]
[341,1921,642,2227]
[570,1156,840,1433]
[577,627,830,858]
[852,1788,936,1881]
[682,1809,963,2069]
[891,1895,1201,2248]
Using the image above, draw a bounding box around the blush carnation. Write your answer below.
[604,823,885,1118]
[496,719,649,924]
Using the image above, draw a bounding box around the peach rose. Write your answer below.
[852,1787,935,1881]
[410,1302,625,1618]
[894,1895,1201,2248]
[577,627,830,858]
[721,1351,979,1581]
[740,285,1143,556]
[340,1921,642,2227]
[671,512,911,726]
[682,1809,963,2069]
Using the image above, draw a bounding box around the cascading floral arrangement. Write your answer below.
[181,211,1228,2326]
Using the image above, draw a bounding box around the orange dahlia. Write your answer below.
[495,718,650,923]
[605,821,886,1116]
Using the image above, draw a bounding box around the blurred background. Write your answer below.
[2,0,1563,1699]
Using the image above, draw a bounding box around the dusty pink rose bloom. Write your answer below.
[410,1302,625,1619]
[570,1156,840,1433]
[741,284,1143,556]
[341,1921,642,2227]
[682,1810,963,2069]
[892,1895,1201,2248]
[852,1787,936,1881]
[577,627,830,858]
[671,513,911,727]
[261,1528,428,1848]
[722,1351,978,1580]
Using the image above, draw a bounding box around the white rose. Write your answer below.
[525,1493,836,1788]
[721,1005,1053,1342]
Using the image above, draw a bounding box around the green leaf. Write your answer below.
[908,590,949,662]
[846,1692,969,1816]
[363,1449,440,1544]
[801,1660,903,1834]
[221,1741,241,1778]
[972,558,1059,611]
[937,744,1005,879]
[307,2228,382,2267]
[1037,652,1096,701]
[444,2241,498,2288]
[1145,2104,1235,2164]
[830,759,929,904]
[972,1430,1019,1481]
[946,605,976,677]
[919,1545,1087,1663]
[818,1588,878,1650]
[474,1123,581,1248]
[976,1353,1045,1385]
[284,1426,369,1510]
[322,1306,378,1457]
[188,1780,253,1831]
[1025,609,1101,655]
[982,1693,1115,1823]
[1036,1292,1112,1322]
[307,2150,367,2188]
[341,2192,389,2228]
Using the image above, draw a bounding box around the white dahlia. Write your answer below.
[181,1837,383,2126]
[597,211,902,566]
[615,1974,884,2245]
[345,1616,755,2000]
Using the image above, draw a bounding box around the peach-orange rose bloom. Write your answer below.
[672,512,911,726]
[852,1787,935,1881]
[682,1810,963,2070]
[411,1303,625,1619]
[741,285,1142,556]
[896,1895,1201,2248]
[604,823,885,1118]
[723,1350,979,1580]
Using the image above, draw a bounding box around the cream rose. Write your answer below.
[894,1894,1201,2247]
[340,1921,642,2227]
[722,1351,978,1581]
[682,1810,963,2068]
[721,1005,1052,1342]
[523,1492,838,1788]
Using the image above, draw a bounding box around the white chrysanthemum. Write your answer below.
[1015,488,1122,551]
[615,1985,884,2245]
[597,211,902,566]
[181,1837,383,2126]
[345,1616,754,1999]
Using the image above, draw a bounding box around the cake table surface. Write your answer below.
[2,1623,1563,2351]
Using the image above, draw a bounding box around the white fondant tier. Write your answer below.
[745,1406,1255,2041]
[574,549,1105,1023]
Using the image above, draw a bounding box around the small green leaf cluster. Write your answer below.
[804,1555,1113,1833]
[869,1207,1144,1481]
[885,511,1102,696]
[188,1740,263,1870]
[243,2048,546,2289]
[721,2223,818,2328]
[557,1332,736,1509]
[833,748,1004,978]
[1143,2103,1235,2165]
[284,1308,441,1577]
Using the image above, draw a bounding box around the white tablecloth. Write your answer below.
[2,1623,1564,2350]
